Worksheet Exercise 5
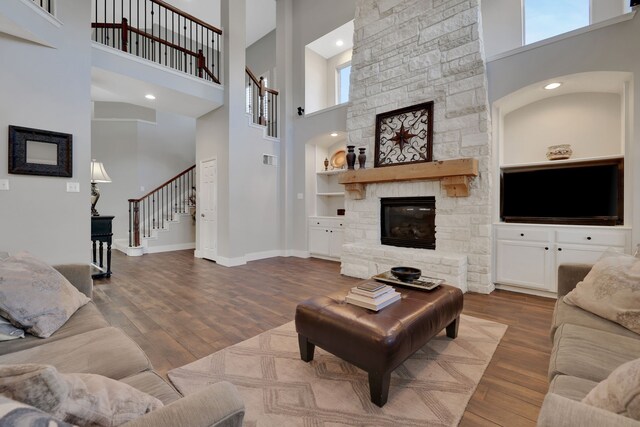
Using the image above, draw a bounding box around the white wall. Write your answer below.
[503,92,622,164]
[304,48,328,113]
[92,103,196,240]
[0,1,92,264]
[487,13,640,247]
[246,29,276,80]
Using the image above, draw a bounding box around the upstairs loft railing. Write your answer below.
[92,0,221,84]
[246,67,279,138]
[32,0,53,14]
[128,165,195,248]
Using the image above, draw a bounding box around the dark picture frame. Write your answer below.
[374,101,434,168]
[8,125,72,177]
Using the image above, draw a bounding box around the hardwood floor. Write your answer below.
[93,250,555,426]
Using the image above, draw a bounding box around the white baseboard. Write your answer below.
[215,255,247,267]
[494,283,557,299]
[144,243,195,254]
[194,250,203,258]
[245,250,284,262]
[284,250,310,258]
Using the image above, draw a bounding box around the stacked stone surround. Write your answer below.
[342,0,493,293]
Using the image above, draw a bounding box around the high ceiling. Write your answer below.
[164,0,276,47]
[306,20,354,59]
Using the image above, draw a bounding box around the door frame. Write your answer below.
[196,157,217,261]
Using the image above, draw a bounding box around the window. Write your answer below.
[337,63,351,104]
[524,0,590,44]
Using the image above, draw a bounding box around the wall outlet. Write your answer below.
[0,179,9,191]
[66,182,80,192]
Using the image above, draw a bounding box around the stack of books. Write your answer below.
[345,281,401,311]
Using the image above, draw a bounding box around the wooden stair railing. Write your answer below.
[246,67,279,138]
[92,0,221,84]
[128,165,195,248]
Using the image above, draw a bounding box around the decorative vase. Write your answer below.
[346,145,356,170]
[546,144,572,161]
[323,157,329,171]
[358,147,366,169]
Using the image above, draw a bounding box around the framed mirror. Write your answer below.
[8,125,72,177]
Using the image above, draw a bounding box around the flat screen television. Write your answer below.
[500,159,623,226]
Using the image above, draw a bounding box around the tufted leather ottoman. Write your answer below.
[295,284,463,407]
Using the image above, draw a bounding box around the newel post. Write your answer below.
[258,76,267,125]
[121,18,128,52]
[197,49,205,78]
[129,200,140,247]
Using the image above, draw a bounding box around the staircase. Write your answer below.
[115,165,196,256]
[246,67,278,138]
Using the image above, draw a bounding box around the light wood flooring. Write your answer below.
[93,250,555,426]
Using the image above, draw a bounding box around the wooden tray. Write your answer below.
[373,271,443,291]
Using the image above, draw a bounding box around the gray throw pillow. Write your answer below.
[0,317,24,341]
[0,251,90,338]
[0,364,163,427]
[582,358,640,420]
[0,395,74,427]
[564,251,640,334]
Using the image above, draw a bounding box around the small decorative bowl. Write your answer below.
[390,266,422,282]
[547,144,573,161]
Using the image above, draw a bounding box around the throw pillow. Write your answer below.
[582,358,640,419]
[0,317,24,341]
[0,251,9,261]
[0,251,90,338]
[564,251,640,334]
[0,364,163,427]
[0,395,75,427]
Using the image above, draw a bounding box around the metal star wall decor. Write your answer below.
[374,101,434,167]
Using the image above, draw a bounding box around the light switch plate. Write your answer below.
[0,179,9,191]
[66,182,80,193]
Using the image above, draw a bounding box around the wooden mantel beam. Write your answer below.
[337,158,478,199]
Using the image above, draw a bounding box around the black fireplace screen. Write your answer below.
[381,197,435,249]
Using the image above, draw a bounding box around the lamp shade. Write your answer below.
[90,160,112,183]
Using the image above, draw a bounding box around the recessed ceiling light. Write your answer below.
[145,94,156,100]
[336,40,344,47]
[544,82,562,90]
[330,132,338,137]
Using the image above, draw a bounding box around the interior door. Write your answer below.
[199,158,217,261]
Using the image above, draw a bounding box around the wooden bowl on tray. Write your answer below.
[390,267,422,282]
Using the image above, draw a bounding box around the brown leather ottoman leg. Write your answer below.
[298,334,315,362]
[446,315,460,339]
[368,371,391,407]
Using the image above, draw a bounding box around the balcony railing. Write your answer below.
[246,67,278,138]
[32,0,53,14]
[92,0,221,84]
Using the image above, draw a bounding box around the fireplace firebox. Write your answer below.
[380,197,435,249]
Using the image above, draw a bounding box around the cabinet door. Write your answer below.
[329,229,344,258]
[496,240,554,291]
[309,227,330,255]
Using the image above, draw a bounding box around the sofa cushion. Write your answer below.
[582,358,640,420]
[0,327,152,381]
[0,395,73,427]
[0,364,163,427]
[119,371,182,405]
[551,297,640,341]
[0,251,90,338]
[0,302,109,356]
[549,375,599,401]
[550,323,640,382]
[564,252,640,334]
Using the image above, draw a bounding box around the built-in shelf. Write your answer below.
[501,154,624,170]
[338,158,479,199]
[316,170,346,176]
[317,192,345,196]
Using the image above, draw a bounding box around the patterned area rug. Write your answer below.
[168,315,507,426]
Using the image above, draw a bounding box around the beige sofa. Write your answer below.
[537,264,640,427]
[0,263,245,427]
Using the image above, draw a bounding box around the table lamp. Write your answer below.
[90,159,111,216]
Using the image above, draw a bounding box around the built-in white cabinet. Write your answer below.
[494,224,630,294]
[308,217,344,259]
[315,170,345,217]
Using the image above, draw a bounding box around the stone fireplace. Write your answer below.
[341,0,493,294]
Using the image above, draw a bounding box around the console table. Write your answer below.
[91,215,114,278]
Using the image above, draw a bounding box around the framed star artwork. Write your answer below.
[374,101,434,168]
